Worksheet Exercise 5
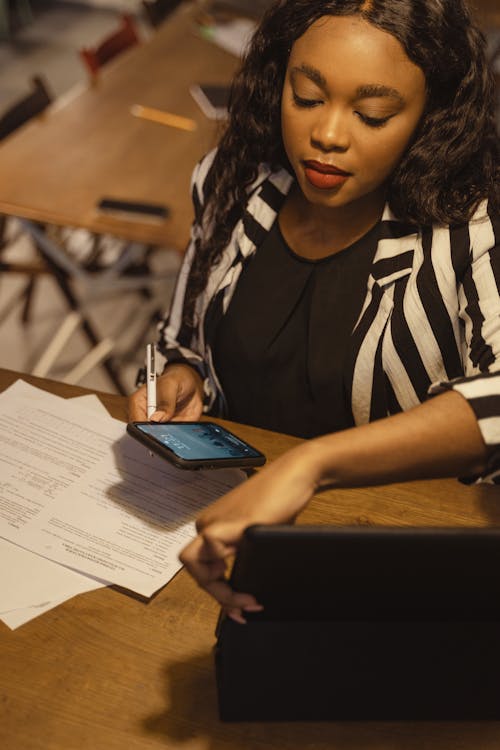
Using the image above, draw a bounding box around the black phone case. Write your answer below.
[126,422,266,470]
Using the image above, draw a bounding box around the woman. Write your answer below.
[129,0,499,621]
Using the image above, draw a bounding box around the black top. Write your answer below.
[213,220,379,438]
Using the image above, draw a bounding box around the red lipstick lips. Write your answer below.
[303,160,351,190]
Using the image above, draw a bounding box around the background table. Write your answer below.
[0,2,240,391]
[2,367,500,749]
[0,2,238,249]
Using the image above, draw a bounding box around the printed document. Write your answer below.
[0,382,244,599]
[0,383,109,628]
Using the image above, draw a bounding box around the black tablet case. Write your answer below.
[215,525,500,720]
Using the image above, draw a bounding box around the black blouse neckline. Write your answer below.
[276,218,380,265]
[213,218,380,438]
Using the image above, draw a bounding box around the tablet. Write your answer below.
[229,525,500,621]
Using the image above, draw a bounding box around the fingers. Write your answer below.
[127,384,175,423]
[170,400,203,421]
[179,529,263,622]
[129,365,204,423]
[225,601,265,624]
[153,369,203,422]
[179,531,230,587]
[127,386,147,421]
[153,375,182,421]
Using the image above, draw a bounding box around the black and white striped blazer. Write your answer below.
[158,150,500,482]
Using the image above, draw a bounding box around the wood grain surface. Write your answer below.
[0,4,239,249]
[1,367,500,749]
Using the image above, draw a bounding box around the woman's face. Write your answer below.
[281,15,427,212]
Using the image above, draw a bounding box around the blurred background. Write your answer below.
[0,0,498,396]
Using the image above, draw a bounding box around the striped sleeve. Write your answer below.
[155,151,218,403]
[429,204,500,482]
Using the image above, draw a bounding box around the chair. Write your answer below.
[142,0,183,28]
[19,219,176,394]
[0,76,53,324]
[79,14,140,78]
[0,75,52,142]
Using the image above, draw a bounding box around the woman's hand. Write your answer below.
[128,363,204,422]
[178,391,489,622]
[179,443,322,623]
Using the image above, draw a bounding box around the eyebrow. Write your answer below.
[355,84,404,104]
[291,65,405,104]
[291,64,327,88]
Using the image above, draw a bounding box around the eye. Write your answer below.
[292,92,322,108]
[355,112,393,128]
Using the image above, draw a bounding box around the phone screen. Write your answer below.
[133,422,263,461]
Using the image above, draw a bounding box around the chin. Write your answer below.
[302,186,352,208]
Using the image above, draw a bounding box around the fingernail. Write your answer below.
[228,612,246,625]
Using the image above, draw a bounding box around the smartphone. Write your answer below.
[127,421,266,470]
[97,197,169,222]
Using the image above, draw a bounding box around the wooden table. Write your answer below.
[0,2,239,392]
[2,367,500,749]
[0,0,488,249]
[0,2,238,249]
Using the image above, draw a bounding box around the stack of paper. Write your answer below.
[0,381,244,628]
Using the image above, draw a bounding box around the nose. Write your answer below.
[311,105,350,152]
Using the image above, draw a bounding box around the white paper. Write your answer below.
[0,540,104,630]
[3,378,109,415]
[0,383,244,598]
[2,604,59,629]
[1,597,76,630]
[0,538,105,613]
[0,382,111,629]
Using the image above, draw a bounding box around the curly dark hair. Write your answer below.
[185,0,499,323]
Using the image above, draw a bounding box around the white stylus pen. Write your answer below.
[146,344,157,419]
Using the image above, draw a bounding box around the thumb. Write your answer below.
[155,377,182,421]
[200,525,240,560]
